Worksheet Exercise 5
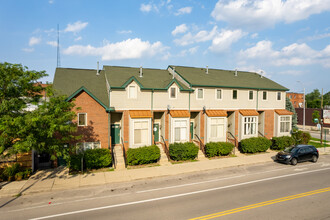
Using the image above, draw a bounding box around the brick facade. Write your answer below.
[263,110,275,139]
[287,92,304,108]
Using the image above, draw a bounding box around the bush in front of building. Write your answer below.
[271,136,295,151]
[127,145,160,166]
[84,148,112,170]
[0,163,32,181]
[169,142,199,161]
[205,142,234,157]
[239,137,272,153]
[291,130,311,145]
[68,153,83,172]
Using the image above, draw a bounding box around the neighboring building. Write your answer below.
[287,92,304,108]
[53,65,293,151]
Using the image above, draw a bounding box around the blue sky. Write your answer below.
[1,0,330,94]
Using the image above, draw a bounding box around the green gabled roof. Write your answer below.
[170,66,288,91]
[104,66,191,91]
[53,68,109,108]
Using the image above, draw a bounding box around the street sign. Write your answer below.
[324,110,330,124]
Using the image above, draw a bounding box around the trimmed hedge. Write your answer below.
[271,136,295,151]
[240,137,272,153]
[84,148,112,169]
[169,142,199,161]
[292,130,311,145]
[205,142,234,157]
[127,145,160,166]
[69,148,112,171]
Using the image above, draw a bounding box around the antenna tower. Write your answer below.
[57,24,61,67]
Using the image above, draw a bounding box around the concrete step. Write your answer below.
[197,149,208,161]
[157,144,171,166]
[113,145,126,170]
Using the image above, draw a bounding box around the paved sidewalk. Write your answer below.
[1,148,329,198]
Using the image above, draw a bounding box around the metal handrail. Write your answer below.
[227,131,238,155]
[110,145,116,169]
[121,137,127,168]
[194,134,205,155]
[160,135,170,160]
[258,131,266,138]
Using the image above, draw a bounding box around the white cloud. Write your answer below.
[175,6,192,16]
[306,33,330,41]
[211,0,330,30]
[63,38,169,61]
[22,48,34,53]
[172,24,188,36]
[49,0,54,4]
[140,3,152,12]
[178,46,199,57]
[74,36,82,41]
[278,70,304,76]
[29,37,41,46]
[174,26,219,46]
[239,40,330,68]
[117,30,133,34]
[209,29,247,53]
[47,41,58,47]
[64,21,88,33]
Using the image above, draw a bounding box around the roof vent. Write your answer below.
[234,69,238,77]
[96,61,100,76]
[260,70,264,78]
[206,65,208,74]
[139,66,143,78]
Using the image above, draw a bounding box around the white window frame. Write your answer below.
[207,117,226,142]
[132,119,151,147]
[262,91,267,101]
[277,92,281,101]
[249,91,254,101]
[78,113,87,126]
[76,142,101,152]
[243,116,257,136]
[279,116,291,133]
[169,87,177,99]
[128,85,137,99]
[232,90,238,100]
[196,88,204,100]
[215,89,222,100]
[171,118,189,143]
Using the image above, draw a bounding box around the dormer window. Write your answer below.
[128,85,137,99]
[170,87,177,99]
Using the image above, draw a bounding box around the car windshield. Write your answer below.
[283,147,297,153]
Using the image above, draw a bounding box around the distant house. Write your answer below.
[287,92,304,108]
[53,65,293,152]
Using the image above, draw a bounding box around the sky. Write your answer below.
[1,0,330,94]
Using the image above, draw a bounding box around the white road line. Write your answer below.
[30,167,330,220]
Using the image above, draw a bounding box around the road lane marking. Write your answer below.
[29,167,330,220]
[190,187,330,220]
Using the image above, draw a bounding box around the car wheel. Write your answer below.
[291,158,298,166]
[311,155,318,163]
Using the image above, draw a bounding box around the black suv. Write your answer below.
[276,145,319,166]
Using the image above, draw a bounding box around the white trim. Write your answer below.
[206,116,227,143]
[130,118,151,148]
[78,113,87,126]
[171,117,189,143]
[277,92,282,101]
[241,116,258,139]
[196,88,204,100]
[215,89,222,100]
[128,85,137,99]
[262,91,268,101]
[169,86,177,99]
[248,90,254,101]
[277,115,292,137]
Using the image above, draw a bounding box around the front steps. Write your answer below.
[113,145,126,170]
[157,144,171,165]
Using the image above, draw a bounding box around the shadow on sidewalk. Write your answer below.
[0,166,68,208]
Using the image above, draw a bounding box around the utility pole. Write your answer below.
[321,88,324,144]
[303,87,306,130]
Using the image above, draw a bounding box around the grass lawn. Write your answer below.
[308,141,329,148]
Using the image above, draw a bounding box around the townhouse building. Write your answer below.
[53,65,293,152]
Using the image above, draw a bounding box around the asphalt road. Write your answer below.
[1,155,330,220]
[309,130,330,141]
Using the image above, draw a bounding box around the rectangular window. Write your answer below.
[244,117,257,135]
[197,88,203,99]
[277,92,281,100]
[134,121,148,145]
[249,91,253,100]
[174,120,187,142]
[77,142,101,152]
[170,87,176,99]
[233,90,237,100]
[128,86,137,99]
[210,118,225,138]
[78,113,87,126]
[280,116,290,133]
[216,89,222,100]
[263,91,267,100]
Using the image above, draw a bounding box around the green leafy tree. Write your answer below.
[312,110,320,124]
[286,97,298,130]
[305,89,321,108]
[0,62,79,160]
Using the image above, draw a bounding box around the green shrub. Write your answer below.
[292,130,311,145]
[169,142,199,161]
[271,136,295,151]
[127,145,160,165]
[84,148,112,170]
[15,172,24,181]
[240,137,271,153]
[3,163,21,181]
[205,142,234,157]
[69,153,83,171]
[23,169,32,179]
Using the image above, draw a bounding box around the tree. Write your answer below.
[312,110,320,124]
[0,62,79,160]
[305,89,321,108]
[286,97,298,130]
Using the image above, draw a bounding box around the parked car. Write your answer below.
[275,145,319,166]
